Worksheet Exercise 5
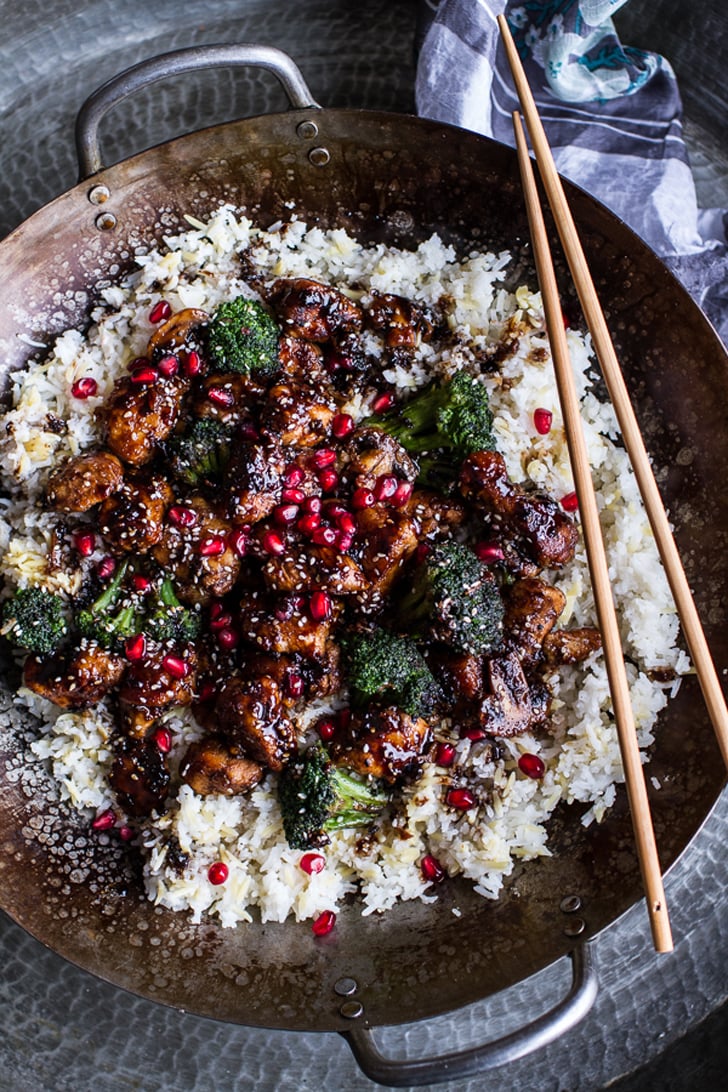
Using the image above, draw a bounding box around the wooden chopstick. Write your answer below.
[511,111,673,953]
[498,13,728,774]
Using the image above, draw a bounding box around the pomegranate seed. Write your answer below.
[71,377,98,400]
[157,353,179,377]
[183,350,203,376]
[534,407,553,435]
[240,422,259,441]
[261,529,286,556]
[118,825,134,842]
[162,655,189,679]
[561,491,579,512]
[130,365,158,385]
[168,505,198,528]
[326,353,353,372]
[274,595,305,621]
[446,788,477,810]
[352,487,375,510]
[372,391,394,414]
[518,753,546,779]
[149,300,171,324]
[325,502,347,519]
[283,465,304,487]
[337,707,351,730]
[302,496,322,516]
[124,633,146,662]
[317,468,339,492]
[309,590,332,621]
[199,536,226,557]
[331,413,354,438]
[297,513,321,536]
[74,531,95,557]
[128,356,150,371]
[336,512,356,536]
[273,503,300,527]
[421,854,445,884]
[373,475,398,502]
[96,556,116,580]
[391,481,413,507]
[281,487,305,504]
[462,726,487,742]
[132,574,151,593]
[91,808,116,831]
[208,861,229,886]
[207,386,234,407]
[475,541,505,564]
[209,601,225,621]
[313,447,336,469]
[209,612,233,632]
[300,853,326,875]
[286,671,304,699]
[153,726,172,753]
[562,311,570,330]
[415,543,430,565]
[311,526,337,547]
[228,528,249,557]
[197,680,217,703]
[336,531,354,552]
[312,910,336,937]
[317,718,337,742]
[435,742,456,767]
[217,627,240,651]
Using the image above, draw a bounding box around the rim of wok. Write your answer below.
[0,107,726,1033]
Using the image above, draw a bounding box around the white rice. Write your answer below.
[0,206,688,926]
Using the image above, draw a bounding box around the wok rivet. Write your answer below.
[88,184,110,205]
[563,917,586,938]
[95,212,117,232]
[297,120,319,140]
[308,146,331,167]
[560,895,582,914]
[340,1000,364,1020]
[334,977,358,996]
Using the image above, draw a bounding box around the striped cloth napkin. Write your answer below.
[415,0,728,345]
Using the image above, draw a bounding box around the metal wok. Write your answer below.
[0,45,726,1086]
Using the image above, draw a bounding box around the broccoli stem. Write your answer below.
[89,560,129,615]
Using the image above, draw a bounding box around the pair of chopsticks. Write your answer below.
[498,14,728,954]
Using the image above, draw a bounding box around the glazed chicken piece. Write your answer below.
[503,577,567,664]
[366,292,434,351]
[258,379,336,447]
[238,592,342,659]
[262,544,369,598]
[105,375,186,466]
[332,705,432,784]
[151,494,240,605]
[404,489,466,540]
[343,427,418,490]
[98,472,174,554]
[478,653,534,737]
[215,676,296,772]
[146,307,209,355]
[269,277,363,342]
[543,627,602,665]
[45,451,124,513]
[425,647,484,704]
[223,439,287,525]
[180,736,263,796]
[109,736,170,817]
[192,372,266,425]
[278,335,331,387]
[353,508,420,603]
[459,450,578,569]
[241,645,342,703]
[117,643,197,717]
[23,641,125,710]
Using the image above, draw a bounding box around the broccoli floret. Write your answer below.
[1,586,68,654]
[76,560,139,651]
[207,296,280,376]
[144,577,201,644]
[365,372,495,487]
[167,418,233,486]
[343,627,441,718]
[397,541,504,657]
[278,745,389,851]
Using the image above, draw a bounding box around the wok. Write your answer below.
[0,45,726,1086]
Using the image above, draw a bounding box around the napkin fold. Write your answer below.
[415,0,728,345]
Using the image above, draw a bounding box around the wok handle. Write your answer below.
[342,942,598,1087]
[75,44,319,180]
